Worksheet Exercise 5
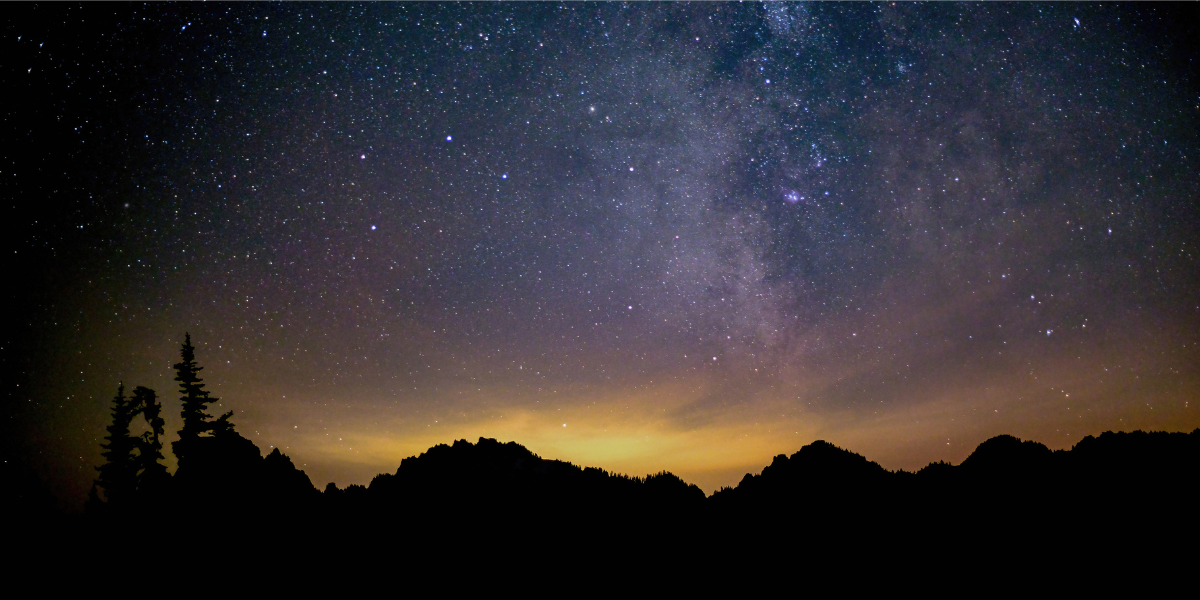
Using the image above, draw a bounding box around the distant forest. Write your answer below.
[42,335,1200,567]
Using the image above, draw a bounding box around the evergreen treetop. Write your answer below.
[96,384,139,506]
[172,333,236,466]
[174,332,217,437]
[94,384,171,509]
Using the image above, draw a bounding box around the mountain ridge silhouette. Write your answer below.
[10,428,1198,580]
[60,427,1200,526]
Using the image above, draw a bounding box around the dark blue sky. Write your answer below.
[5,2,1198,505]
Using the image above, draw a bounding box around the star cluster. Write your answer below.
[4,3,1198,502]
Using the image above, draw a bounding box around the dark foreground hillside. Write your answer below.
[15,429,1199,577]
[712,431,1199,550]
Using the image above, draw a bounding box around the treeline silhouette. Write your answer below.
[87,333,319,523]
[79,334,1199,569]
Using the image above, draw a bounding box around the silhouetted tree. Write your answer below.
[172,333,232,466]
[95,384,139,507]
[131,386,169,492]
[209,410,237,439]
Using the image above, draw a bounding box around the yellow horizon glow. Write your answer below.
[228,332,1200,495]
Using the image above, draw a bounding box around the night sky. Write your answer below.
[5,2,1199,507]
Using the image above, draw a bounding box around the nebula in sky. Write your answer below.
[4,3,1198,503]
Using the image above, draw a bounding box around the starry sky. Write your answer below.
[5,2,1199,506]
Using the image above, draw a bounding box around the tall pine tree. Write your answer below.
[96,384,139,506]
[174,333,213,466]
[172,333,235,467]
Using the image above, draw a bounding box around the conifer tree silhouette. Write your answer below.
[96,384,139,506]
[171,333,231,467]
[209,410,237,438]
[131,386,169,490]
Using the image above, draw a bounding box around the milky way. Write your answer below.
[5,3,1198,503]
